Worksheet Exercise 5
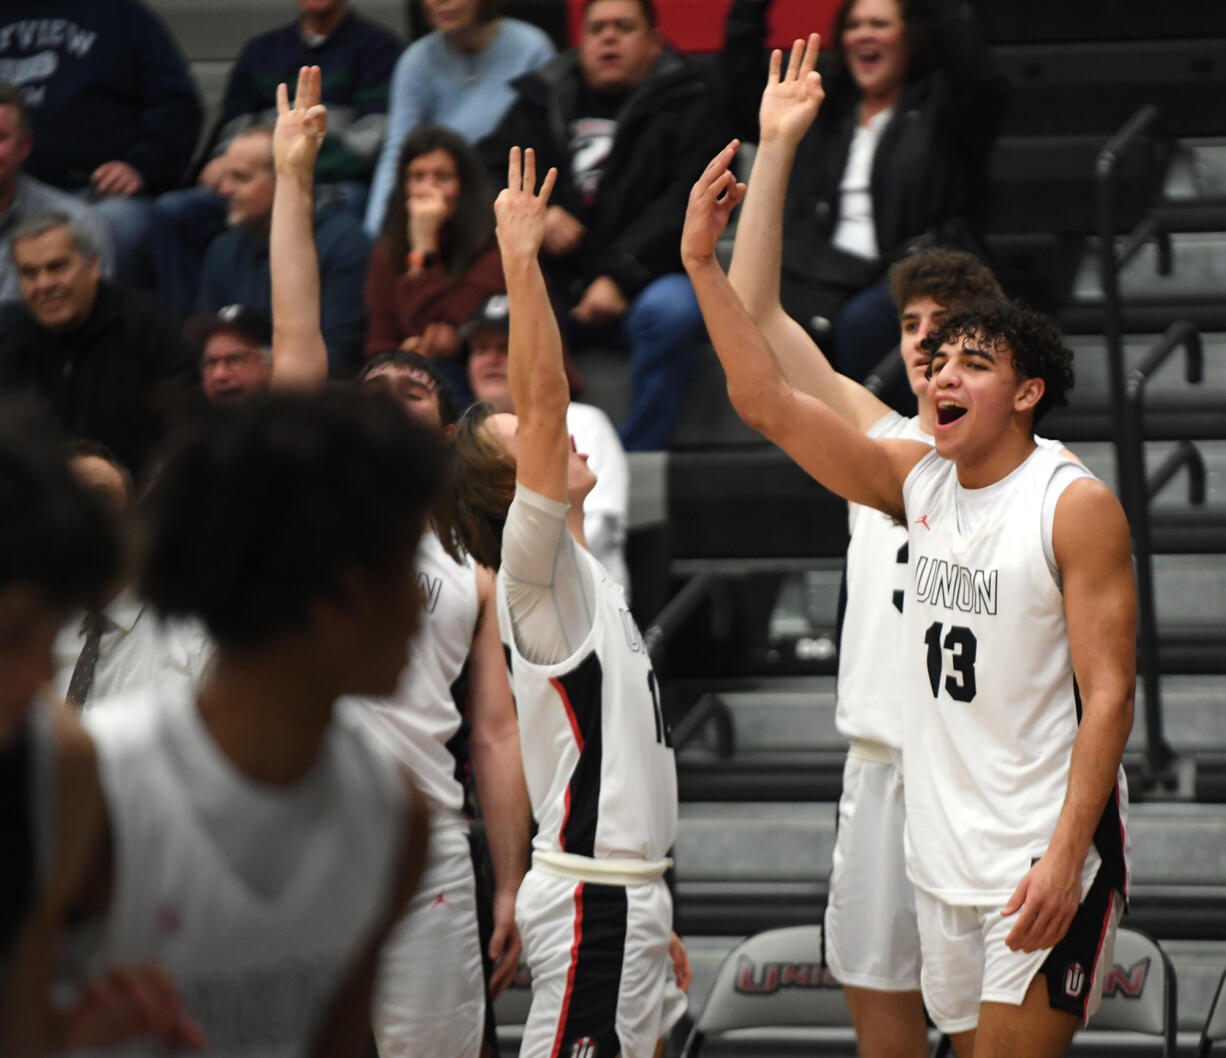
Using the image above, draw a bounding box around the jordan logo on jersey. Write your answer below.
[914,513,933,530]
[913,556,999,615]
[570,1037,598,1058]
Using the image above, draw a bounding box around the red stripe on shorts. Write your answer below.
[549,881,586,1058]
[1084,894,1116,1021]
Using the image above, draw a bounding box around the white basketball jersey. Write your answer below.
[498,547,677,862]
[837,411,930,747]
[74,687,407,1058]
[900,447,1129,904]
[346,531,479,814]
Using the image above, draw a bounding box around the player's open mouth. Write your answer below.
[936,401,967,426]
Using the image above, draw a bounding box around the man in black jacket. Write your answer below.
[0,211,198,482]
[482,0,727,450]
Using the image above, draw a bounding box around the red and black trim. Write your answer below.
[549,881,627,1058]
[551,653,604,858]
[1040,866,1117,1020]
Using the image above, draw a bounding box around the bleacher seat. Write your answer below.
[1198,965,1226,1056]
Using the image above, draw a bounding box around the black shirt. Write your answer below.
[0,282,199,480]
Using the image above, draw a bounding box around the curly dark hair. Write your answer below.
[435,402,517,570]
[888,248,1003,316]
[921,299,1075,426]
[0,398,119,612]
[380,124,495,281]
[140,389,445,648]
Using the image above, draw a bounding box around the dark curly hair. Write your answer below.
[0,398,119,612]
[140,389,445,648]
[380,124,495,281]
[888,248,1003,316]
[921,299,1075,426]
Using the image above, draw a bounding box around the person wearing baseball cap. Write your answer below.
[185,303,274,403]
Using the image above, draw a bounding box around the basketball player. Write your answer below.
[0,400,203,1056]
[348,352,532,1058]
[724,37,1069,1057]
[683,132,1135,1058]
[445,147,689,1058]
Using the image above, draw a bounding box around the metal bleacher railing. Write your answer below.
[1095,105,1226,798]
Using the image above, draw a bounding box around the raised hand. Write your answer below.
[758,34,824,146]
[494,147,557,266]
[273,66,328,184]
[680,140,746,265]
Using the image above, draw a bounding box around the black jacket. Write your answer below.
[0,282,198,478]
[482,47,729,302]
[722,0,1008,283]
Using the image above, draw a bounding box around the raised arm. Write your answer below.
[682,143,924,518]
[496,148,570,503]
[269,66,330,391]
[1003,478,1136,953]
[728,35,889,432]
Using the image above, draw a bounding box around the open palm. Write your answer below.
[758,34,825,145]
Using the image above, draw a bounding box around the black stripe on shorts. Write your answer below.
[1041,866,1116,1020]
[549,881,627,1058]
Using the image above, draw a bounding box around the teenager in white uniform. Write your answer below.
[684,118,1135,1058]
[0,401,202,1056]
[351,351,531,1058]
[724,38,1049,1057]
[448,148,689,1058]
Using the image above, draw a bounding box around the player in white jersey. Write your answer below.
[350,351,531,1058]
[0,400,202,1056]
[445,148,689,1058]
[724,37,1014,1056]
[683,76,1136,1057]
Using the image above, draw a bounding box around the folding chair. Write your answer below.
[1197,964,1226,1057]
[680,924,851,1058]
[932,926,1176,1058]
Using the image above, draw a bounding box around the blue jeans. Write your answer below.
[569,274,703,451]
[83,193,158,288]
[151,186,228,312]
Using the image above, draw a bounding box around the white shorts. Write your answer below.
[915,867,1123,1034]
[516,867,687,1058]
[372,815,486,1058]
[824,754,922,991]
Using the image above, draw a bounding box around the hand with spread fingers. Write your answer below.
[1001,850,1082,954]
[273,65,328,185]
[680,140,747,267]
[758,34,825,147]
[494,147,557,267]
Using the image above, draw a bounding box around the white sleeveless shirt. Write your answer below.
[900,446,1129,903]
[73,686,407,1058]
[837,411,930,748]
[345,531,479,816]
[498,541,677,864]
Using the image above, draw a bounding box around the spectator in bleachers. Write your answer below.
[365,0,555,235]
[199,126,369,377]
[0,211,197,482]
[721,0,1006,393]
[154,0,402,310]
[365,123,504,404]
[186,304,275,404]
[464,292,631,590]
[0,0,203,289]
[0,82,113,310]
[481,0,726,450]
